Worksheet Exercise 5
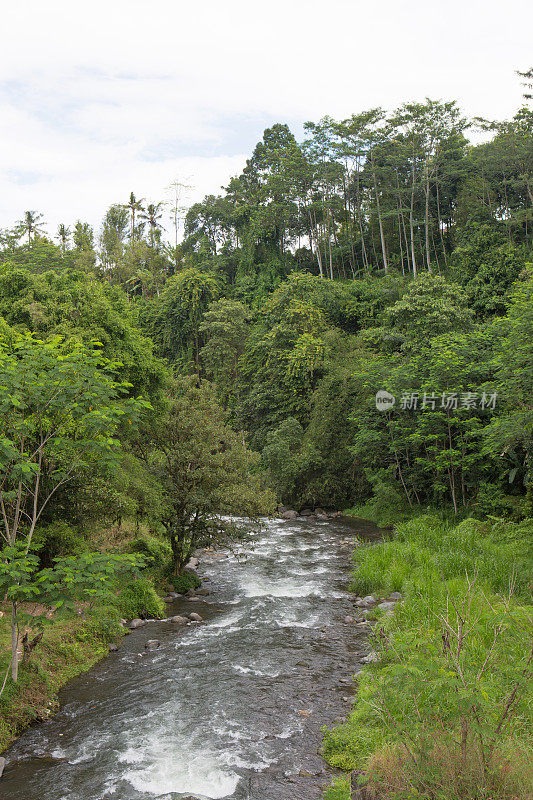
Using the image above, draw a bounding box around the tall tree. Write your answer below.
[16,211,45,245]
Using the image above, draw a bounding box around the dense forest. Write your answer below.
[0,95,531,799]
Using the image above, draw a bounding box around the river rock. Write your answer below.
[344,615,355,623]
[169,592,182,599]
[108,644,118,652]
[189,612,203,621]
[196,588,209,596]
[145,639,160,650]
[361,651,380,664]
[128,618,145,629]
[185,589,196,597]
[170,615,188,624]
[388,591,403,600]
[378,601,396,612]
[163,596,174,603]
[281,510,298,519]
[300,508,313,516]
[0,757,5,778]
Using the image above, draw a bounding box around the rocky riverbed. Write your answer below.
[0,516,385,800]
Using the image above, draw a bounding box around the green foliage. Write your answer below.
[350,515,532,599]
[114,577,165,619]
[323,515,533,799]
[151,267,221,370]
[0,265,166,401]
[126,534,172,570]
[170,571,201,594]
[32,522,88,567]
[145,376,275,573]
[322,777,351,800]
[386,274,473,345]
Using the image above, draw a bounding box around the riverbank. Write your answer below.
[0,606,123,753]
[321,514,533,800]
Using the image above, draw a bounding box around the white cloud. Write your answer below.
[0,0,531,237]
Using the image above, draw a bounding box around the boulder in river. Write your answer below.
[185,589,196,597]
[189,612,203,621]
[170,615,188,624]
[163,596,174,603]
[108,644,118,652]
[378,601,396,612]
[128,618,145,629]
[300,508,313,516]
[0,757,5,778]
[281,510,298,519]
[196,588,210,596]
[145,639,160,650]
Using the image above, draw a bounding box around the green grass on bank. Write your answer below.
[0,522,192,753]
[0,606,122,752]
[322,514,533,800]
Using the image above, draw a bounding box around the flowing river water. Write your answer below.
[0,516,382,800]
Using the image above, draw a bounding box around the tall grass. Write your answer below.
[324,515,533,800]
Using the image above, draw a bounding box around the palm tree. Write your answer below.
[139,202,165,247]
[16,211,45,244]
[56,223,71,254]
[123,192,145,240]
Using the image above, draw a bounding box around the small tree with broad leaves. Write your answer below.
[0,333,149,681]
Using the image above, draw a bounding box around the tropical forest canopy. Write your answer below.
[0,97,532,541]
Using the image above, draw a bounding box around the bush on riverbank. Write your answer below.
[170,571,201,594]
[114,577,165,619]
[322,515,533,800]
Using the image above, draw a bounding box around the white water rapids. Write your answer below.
[0,516,381,800]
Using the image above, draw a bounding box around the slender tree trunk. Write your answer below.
[11,604,18,682]
[410,150,418,277]
[424,156,432,272]
[371,152,388,273]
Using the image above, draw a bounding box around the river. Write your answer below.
[0,516,381,800]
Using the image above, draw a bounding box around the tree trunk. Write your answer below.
[371,152,388,273]
[410,147,418,277]
[11,604,18,682]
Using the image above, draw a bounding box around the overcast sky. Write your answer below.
[0,0,531,240]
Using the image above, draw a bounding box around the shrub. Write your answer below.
[33,521,88,567]
[114,577,165,619]
[82,606,122,642]
[126,535,172,570]
[170,571,201,594]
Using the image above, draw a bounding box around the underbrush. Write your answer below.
[113,576,165,619]
[170,571,201,594]
[323,515,533,800]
